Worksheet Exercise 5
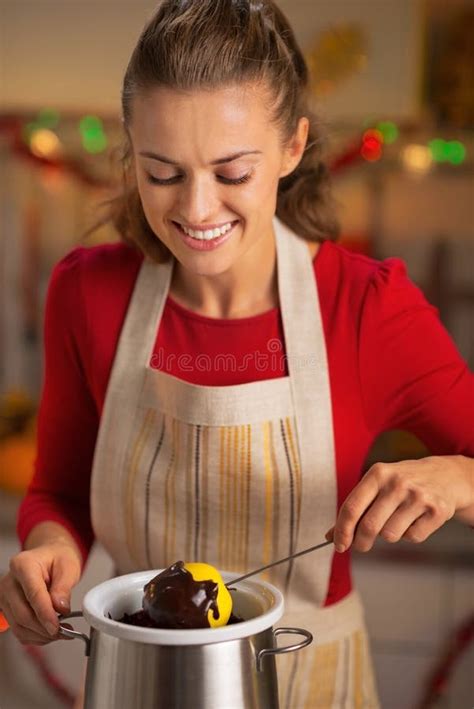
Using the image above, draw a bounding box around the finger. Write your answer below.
[381,494,450,544]
[10,622,52,645]
[325,527,335,542]
[0,597,50,645]
[49,554,79,615]
[352,487,410,552]
[398,508,445,544]
[334,471,381,551]
[8,579,56,640]
[377,500,425,543]
[9,555,59,637]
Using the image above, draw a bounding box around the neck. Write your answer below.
[170,226,277,319]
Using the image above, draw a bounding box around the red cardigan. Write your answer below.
[17,239,474,606]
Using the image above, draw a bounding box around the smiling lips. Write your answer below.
[175,221,237,241]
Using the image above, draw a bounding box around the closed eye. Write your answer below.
[146,173,253,186]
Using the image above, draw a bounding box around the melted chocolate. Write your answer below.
[112,608,243,627]
[113,609,161,628]
[144,561,220,629]
[110,561,244,629]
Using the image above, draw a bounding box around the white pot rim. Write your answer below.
[83,569,284,646]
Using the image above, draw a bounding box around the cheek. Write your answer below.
[254,165,280,197]
[138,184,172,223]
[136,192,172,245]
[236,174,276,210]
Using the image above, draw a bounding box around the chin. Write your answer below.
[182,253,236,277]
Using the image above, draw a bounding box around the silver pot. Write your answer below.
[59,570,312,709]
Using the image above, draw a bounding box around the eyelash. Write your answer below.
[146,173,252,186]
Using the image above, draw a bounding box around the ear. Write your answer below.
[279,116,310,179]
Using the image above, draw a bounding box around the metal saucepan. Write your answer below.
[58,569,313,709]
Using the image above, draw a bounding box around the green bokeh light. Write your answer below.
[79,115,103,134]
[428,138,466,165]
[79,115,108,154]
[429,139,447,162]
[446,141,466,165]
[376,121,398,144]
[82,133,108,154]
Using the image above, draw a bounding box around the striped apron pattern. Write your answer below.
[90,215,380,708]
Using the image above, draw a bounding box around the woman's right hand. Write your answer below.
[0,539,82,645]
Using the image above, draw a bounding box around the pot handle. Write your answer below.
[256,626,313,672]
[57,611,91,656]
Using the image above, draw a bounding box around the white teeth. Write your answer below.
[180,222,234,240]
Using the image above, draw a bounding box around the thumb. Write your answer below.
[49,555,79,615]
[325,526,335,542]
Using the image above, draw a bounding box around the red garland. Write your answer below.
[0,116,109,188]
[0,115,365,188]
[329,140,364,172]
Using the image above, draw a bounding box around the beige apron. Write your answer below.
[90,216,380,708]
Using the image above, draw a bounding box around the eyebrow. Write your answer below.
[138,149,262,166]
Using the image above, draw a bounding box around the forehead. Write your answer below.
[129,84,278,156]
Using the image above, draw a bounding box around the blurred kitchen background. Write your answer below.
[0,0,473,707]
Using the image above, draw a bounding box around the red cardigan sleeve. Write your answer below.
[358,258,474,455]
[16,249,98,571]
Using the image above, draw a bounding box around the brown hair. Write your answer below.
[87,0,340,262]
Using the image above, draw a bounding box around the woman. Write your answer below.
[1,1,473,707]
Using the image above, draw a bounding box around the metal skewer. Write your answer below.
[226,540,333,587]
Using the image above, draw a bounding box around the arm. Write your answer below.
[16,249,99,572]
[327,258,474,550]
[452,455,474,525]
[4,250,102,641]
[23,521,83,565]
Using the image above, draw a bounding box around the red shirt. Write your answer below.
[17,240,474,606]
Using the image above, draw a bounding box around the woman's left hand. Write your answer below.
[325,455,474,553]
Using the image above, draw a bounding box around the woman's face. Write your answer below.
[128,83,308,276]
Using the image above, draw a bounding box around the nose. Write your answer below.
[177,174,221,226]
